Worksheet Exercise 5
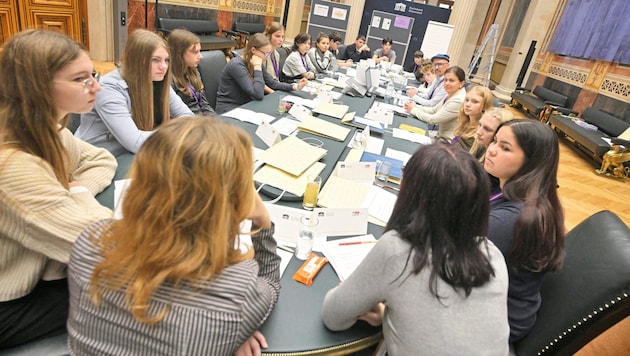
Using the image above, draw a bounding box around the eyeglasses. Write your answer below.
[55,71,100,94]
[82,72,100,93]
[256,48,273,58]
[432,62,448,68]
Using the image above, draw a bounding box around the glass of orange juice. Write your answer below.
[302,175,322,210]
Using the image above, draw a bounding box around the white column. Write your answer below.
[88,0,114,61]
[285,0,305,43]
[446,0,480,68]
[494,0,561,99]
[344,0,365,44]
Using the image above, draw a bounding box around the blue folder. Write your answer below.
[360,152,404,180]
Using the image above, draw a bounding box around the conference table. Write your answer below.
[97,75,428,355]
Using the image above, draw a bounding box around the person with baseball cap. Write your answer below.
[406,53,450,107]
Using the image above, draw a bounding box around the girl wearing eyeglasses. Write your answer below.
[216,33,306,114]
[167,29,216,116]
[0,29,116,349]
[76,29,193,157]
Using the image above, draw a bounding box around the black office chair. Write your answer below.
[276,45,291,76]
[224,22,266,49]
[338,44,347,60]
[66,113,81,134]
[514,210,630,355]
[197,50,227,110]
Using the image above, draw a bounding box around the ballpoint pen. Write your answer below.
[338,240,378,246]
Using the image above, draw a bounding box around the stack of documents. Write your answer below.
[312,102,350,119]
[297,115,351,141]
[341,113,385,134]
[257,136,327,176]
[322,235,378,281]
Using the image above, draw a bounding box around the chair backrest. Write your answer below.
[67,113,81,134]
[514,210,630,355]
[158,18,220,35]
[234,22,266,35]
[338,44,347,60]
[198,50,227,109]
[277,45,291,75]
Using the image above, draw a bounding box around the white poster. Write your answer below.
[313,4,329,17]
[371,16,381,28]
[331,7,347,21]
[382,18,391,30]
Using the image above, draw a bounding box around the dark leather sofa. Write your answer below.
[511,86,576,121]
[156,18,236,52]
[549,107,630,163]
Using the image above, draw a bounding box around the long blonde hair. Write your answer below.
[168,29,204,97]
[121,29,171,131]
[469,107,514,159]
[453,86,494,140]
[0,29,85,188]
[90,116,256,324]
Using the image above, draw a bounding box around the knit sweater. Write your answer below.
[0,128,116,301]
[322,230,509,355]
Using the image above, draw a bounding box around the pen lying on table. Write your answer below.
[338,240,378,246]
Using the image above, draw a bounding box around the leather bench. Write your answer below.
[156,18,237,52]
[549,107,630,163]
[511,86,575,121]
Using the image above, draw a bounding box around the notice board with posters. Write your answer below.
[359,1,451,71]
[366,10,414,65]
[306,0,351,43]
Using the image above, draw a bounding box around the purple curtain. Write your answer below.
[548,0,630,64]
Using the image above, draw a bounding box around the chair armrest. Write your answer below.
[515,86,531,93]
[543,100,564,108]
[612,138,630,147]
[555,107,579,116]
[223,29,239,37]
[236,30,252,36]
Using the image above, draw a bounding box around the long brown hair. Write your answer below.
[121,29,171,131]
[168,29,204,97]
[499,120,565,272]
[0,29,85,188]
[90,116,256,324]
[264,21,284,38]
[243,33,270,78]
[453,86,493,140]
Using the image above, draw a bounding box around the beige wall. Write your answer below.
[87,0,114,62]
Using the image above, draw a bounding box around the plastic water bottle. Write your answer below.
[385,83,395,105]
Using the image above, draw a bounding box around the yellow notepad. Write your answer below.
[298,115,351,142]
[399,123,427,136]
[312,102,350,119]
[257,136,327,176]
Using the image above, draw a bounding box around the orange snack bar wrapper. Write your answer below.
[292,253,328,286]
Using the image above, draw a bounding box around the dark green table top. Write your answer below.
[95,83,428,355]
